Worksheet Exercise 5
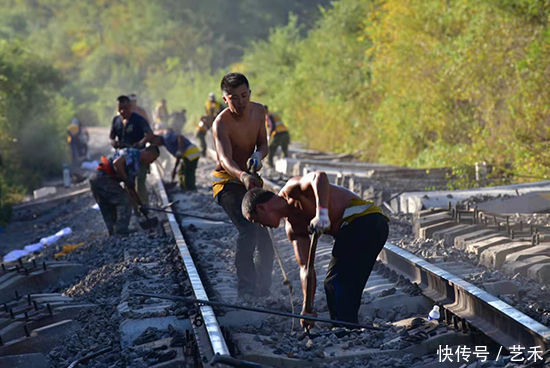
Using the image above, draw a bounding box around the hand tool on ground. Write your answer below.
[132,292,384,331]
[303,230,321,333]
[124,182,159,230]
[142,206,231,224]
[138,212,159,230]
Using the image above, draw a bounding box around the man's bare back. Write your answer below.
[213,101,267,176]
[282,179,358,237]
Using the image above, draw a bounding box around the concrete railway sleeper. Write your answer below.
[1,137,550,366]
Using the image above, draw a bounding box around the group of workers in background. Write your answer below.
[87,73,388,330]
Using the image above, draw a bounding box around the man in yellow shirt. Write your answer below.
[264,105,290,168]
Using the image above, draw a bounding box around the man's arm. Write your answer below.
[112,157,141,206]
[109,118,120,148]
[298,171,330,209]
[292,172,331,233]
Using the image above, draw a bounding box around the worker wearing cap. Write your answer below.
[90,146,160,236]
[195,115,210,157]
[241,171,389,327]
[205,92,222,118]
[152,129,200,190]
[264,105,290,168]
[67,118,81,163]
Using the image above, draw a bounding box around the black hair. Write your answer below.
[220,73,249,94]
[117,95,131,104]
[242,188,275,219]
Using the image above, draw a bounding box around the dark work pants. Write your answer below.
[217,183,274,295]
[89,171,132,236]
[196,130,207,157]
[70,140,80,162]
[136,164,149,207]
[178,157,198,190]
[268,131,290,167]
[324,213,389,323]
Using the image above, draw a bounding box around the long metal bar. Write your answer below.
[379,243,550,351]
[151,164,230,358]
[143,206,231,224]
[133,292,383,331]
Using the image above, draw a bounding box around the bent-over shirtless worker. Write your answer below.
[212,72,274,297]
[241,171,389,327]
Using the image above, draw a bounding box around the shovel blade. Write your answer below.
[139,217,159,230]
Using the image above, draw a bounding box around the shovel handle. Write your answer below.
[303,231,320,315]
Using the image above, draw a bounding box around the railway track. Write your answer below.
[1,139,549,367]
[137,149,550,367]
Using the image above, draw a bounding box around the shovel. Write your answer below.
[142,206,231,224]
[138,211,159,230]
[303,230,321,332]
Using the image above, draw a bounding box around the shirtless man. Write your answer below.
[241,171,389,327]
[212,72,274,297]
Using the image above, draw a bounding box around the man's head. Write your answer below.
[221,73,250,116]
[117,95,132,119]
[161,99,166,105]
[208,92,215,101]
[263,105,269,113]
[242,188,284,228]
[139,145,160,165]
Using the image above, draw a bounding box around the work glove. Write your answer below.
[247,151,263,172]
[240,172,262,190]
[309,206,330,234]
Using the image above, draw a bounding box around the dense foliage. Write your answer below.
[0,0,328,125]
[0,0,327,221]
[0,40,73,224]
[241,0,550,183]
[0,0,549,219]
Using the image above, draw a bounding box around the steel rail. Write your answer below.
[150,163,230,362]
[379,243,550,351]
